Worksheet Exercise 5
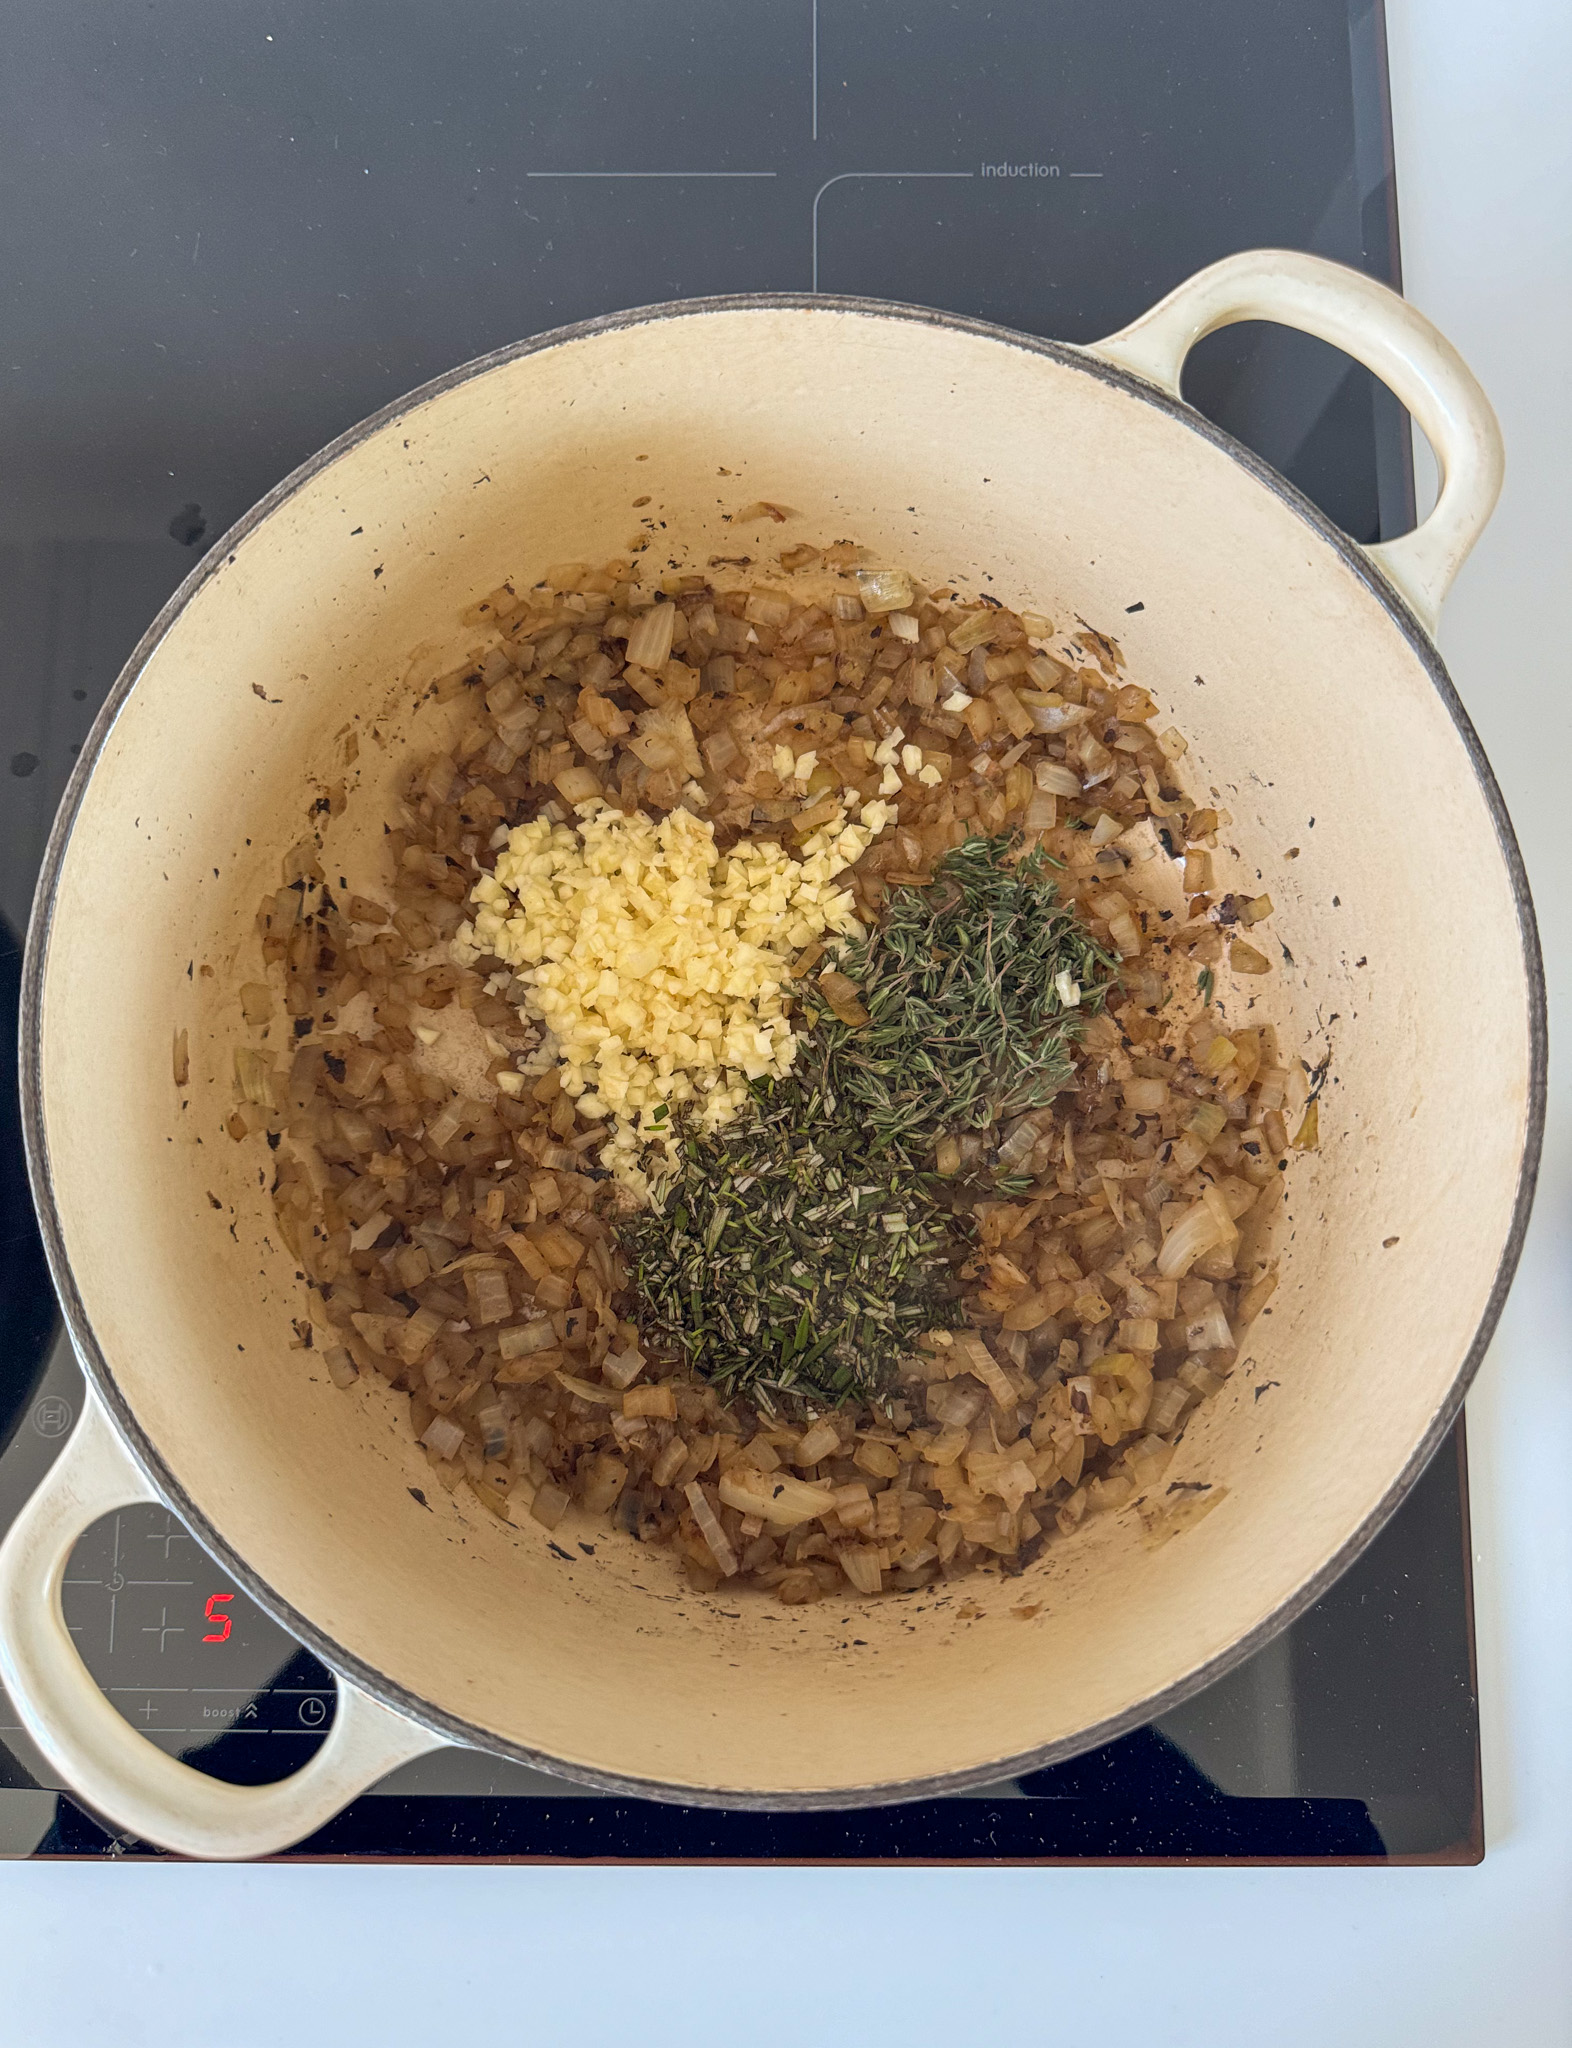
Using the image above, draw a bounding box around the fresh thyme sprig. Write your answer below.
[794,832,1120,1157]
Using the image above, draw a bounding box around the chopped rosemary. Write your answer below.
[618,1104,962,1412]
[616,833,1118,1410]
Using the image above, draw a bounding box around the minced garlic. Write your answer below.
[454,798,895,1191]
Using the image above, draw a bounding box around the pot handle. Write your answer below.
[0,1391,448,1858]
[1083,248,1503,636]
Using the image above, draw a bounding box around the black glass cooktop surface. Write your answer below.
[0,0,1479,1862]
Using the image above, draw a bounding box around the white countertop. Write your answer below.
[3,2,1569,2037]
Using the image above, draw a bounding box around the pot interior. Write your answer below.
[33,304,1533,1799]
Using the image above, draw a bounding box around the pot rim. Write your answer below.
[17,290,1548,1811]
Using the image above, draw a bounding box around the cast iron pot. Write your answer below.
[0,251,1541,1856]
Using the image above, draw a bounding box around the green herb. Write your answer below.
[616,833,1118,1410]
[792,832,1119,1159]
[619,1105,961,1411]
[1197,966,1215,1006]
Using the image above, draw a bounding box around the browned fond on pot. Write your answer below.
[28,302,1534,1801]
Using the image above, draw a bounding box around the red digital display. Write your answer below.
[202,1592,234,1644]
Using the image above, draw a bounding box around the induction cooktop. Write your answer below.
[0,0,1480,1862]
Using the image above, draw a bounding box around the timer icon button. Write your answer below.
[32,1394,73,1439]
[297,1695,329,1727]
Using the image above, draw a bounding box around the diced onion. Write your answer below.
[946,609,997,652]
[495,1348,563,1387]
[395,1306,444,1364]
[347,1210,390,1253]
[1123,1077,1169,1114]
[949,1330,1017,1409]
[964,1451,1037,1510]
[1033,759,1082,797]
[624,603,676,670]
[1001,1288,1059,1332]
[555,1371,619,1405]
[1029,701,1091,733]
[424,1103,464,1152]
[580,1452,629,1513]
[1186,1301,1235,1351]
[341,1047,385,1098]
[1123,1435,1177,1488]
[622,1384,677,1420]
[497,1317,557,1361]
[1108,910,1143,958]
[856,567,913,614]
[420,1414,466,1460]
[629,702,703,778]
[553,764,602,805]
[836,1545,884,1594]
[817,969,870,1027]
[792,1418,842,1467]
[323,1345,359,1390]
[1145,1381,1193,1436]
[994,1107,1053,1172]
[476,1405,510,1460]
[1202,1035,1238,1075]
[600,1345,646,1390]
[349,1311,400,1355]
[684,1481,739,1575]
[1156,1197,1225,1279]
[1200,1180,1240,1255]
[718,1467,837,1528]
[987,684,1036,740]
[568,717,611,760]
[853,1438,901,1479]
[469,1267,514,1325]
[936,1382,987,1430]
[530,1483,571,1530]
[744,588,793,627]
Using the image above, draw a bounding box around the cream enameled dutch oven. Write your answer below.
[0,251,1543,1858]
